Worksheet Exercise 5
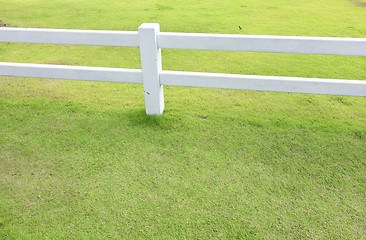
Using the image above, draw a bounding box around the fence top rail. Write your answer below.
[0,27,140,47]
[159,32,366,42]
[158,32,366,56]
[1,26,366,55]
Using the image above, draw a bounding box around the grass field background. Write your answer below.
[1,0,366,239]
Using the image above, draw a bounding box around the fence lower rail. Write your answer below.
[0,62,142,83]
[160,71,366,97]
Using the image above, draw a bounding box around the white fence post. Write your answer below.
[138,23,164,115]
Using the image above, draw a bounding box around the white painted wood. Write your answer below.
[0,28,139,47]
[0,24,365,116]
[0,62,142,83]
[138,23,164,115]
[158,33,366,56]
[160,71,366,97]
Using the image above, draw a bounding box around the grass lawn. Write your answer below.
[1,0,366,239]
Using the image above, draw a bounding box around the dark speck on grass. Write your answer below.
[334,96,352,106]
[351,0,366,7]
[354,131,365,139]
[0,20,16,27]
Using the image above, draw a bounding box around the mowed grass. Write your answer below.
[0,0,366,239]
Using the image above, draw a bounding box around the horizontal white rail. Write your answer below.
[160,71,366,97]
[0,28,139,47]
[2,62,364,96]
[2,28,365,55]
[158,32,366,56]
[0,62,142,83]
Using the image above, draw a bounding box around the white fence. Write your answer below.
[1,23,365,115]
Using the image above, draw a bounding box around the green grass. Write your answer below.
[1,0,366,239]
